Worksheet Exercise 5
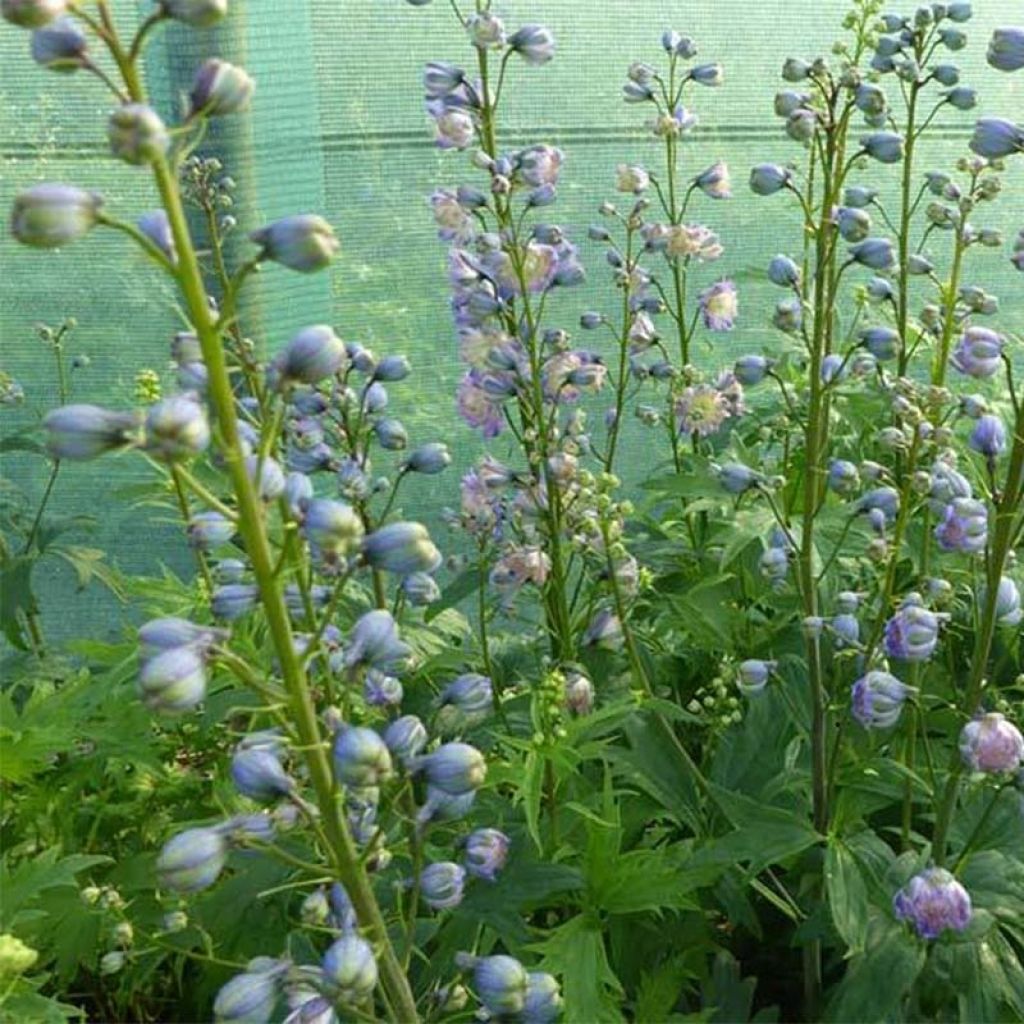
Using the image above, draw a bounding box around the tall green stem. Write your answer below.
[99,22,420,1016]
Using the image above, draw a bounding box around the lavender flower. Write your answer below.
[935,498,988,554]
[970,117,1024,159]
[508,24,555,65]
[698,279,738,330]
[463,828,510,881]
[674,384,731,438]
[851,670,916,729]
[693,161,731,199]
[969,414,1007,457]
[343,610,411,674]
[959,713,1024,773]
[894,868,972,939]
[883,597,942,661]
[418,862,466,910]
[951,326,1005,378]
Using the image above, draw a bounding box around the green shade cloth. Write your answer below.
[1,1,1021,645]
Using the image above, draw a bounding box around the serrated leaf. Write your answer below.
[591,849,700,916]
[531,915,625,1023]
[520,749,545,854]
[1,850,113,930]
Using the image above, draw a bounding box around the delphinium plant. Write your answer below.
[584,33,740,478]
[2,2,557,1021]
[676,0,1024,1018]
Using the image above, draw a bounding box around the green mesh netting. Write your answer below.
[1,1,1021,645]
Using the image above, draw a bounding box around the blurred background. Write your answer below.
[2,0,1021,644]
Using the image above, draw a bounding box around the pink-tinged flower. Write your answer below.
[693,161,732,199]
[429,188,474,242]
[699,279,738,330]
[674,384,731,437]
[628,311,659,352]
[459,470,500,535]
[518,144,563,187]
[663,223,723,262]
[457,325,513,369]
[894,868,972,940]
[457,371,504,438]
[491,545,550,587]
[483,242,557,296]
[430,105,475,149]
[959,712,1024,773]
[615,163,650,193]
[715,370,747,418]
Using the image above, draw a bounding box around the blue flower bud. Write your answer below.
[187,510,234,551]
[990,577,1022,627]
[894,867,971,939]
[212,583,260,621]
[156,826,227,892]
[412,742,487,795]
[523,972,563,1024]
[398,571,439,607]
[970,117,1024,159]
[249,214,339,273]
[161,0,228,28]
[951,326,1004,378]
[190,58,255,116]
[856,486,900,522]
[939,26,966,49]
[383,715,428,765]
[107,104,170,165]
[943,86,976,110]
[582,607,623,649]
[328,881,357,932]
[372,418,408,451]
[10,183,103,248]
[333,725,393,787]
[301,498,364,560]
[781,57,812,81]
[827,459,860,495]
[344,609,410,673]
[422,60,464,97]
[843,185,877,208]
[988,28,1024,72]
[848,237,895,270]
[403,442,452,479]
[854,82,887,116]
[419,861,466,909]
[42,402,138,459]
[463,827,510,882]
[137,645,208,713]
[835,206,872,242]
[831,613,860,648]
[456,953,529,1016]
[507,24,557,65]
[717,463,761,494]
[437,673,493,732]
[969,413,1006,456]
[362,522,441,575]
[733,354,771,386]
[860,131,904,163]
[884,597,942,661]
[372,354,411,382]
[231,747,293,802]
[786,109,818,141]
[416,785,477,826]
[2,0,64,27]
[851,670,916,728]
[737,659,775,696]
[774,90,809,117]
[322,935,378,1004]
[245,455,286,501]
[136,209,176,264]
[363,382,389,413]
[960,712,1023,773]
[30,16,86,70]
[284,996,335,1024]
[145,394,210,461]
[767,254,800,287]
[932,63,960,85]
[138,616,224,657]
[749,164,792,196]
[947,1,972,21]
[270,325,346,387]
[859,325,900,361]
[213,970,279,1023]
[934,497,988,553]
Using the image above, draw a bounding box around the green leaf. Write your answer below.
[531,915,625,1023]
[591,849,699,916]
[0,554,38,649]
[1,850,113,930]
[826,928,926,1022]
[49,546,126,600]
[635,957,690,1023]
[825,839,869,956]
[425,567,481,622]
[696,785,820,876]
[520,749,545,854]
